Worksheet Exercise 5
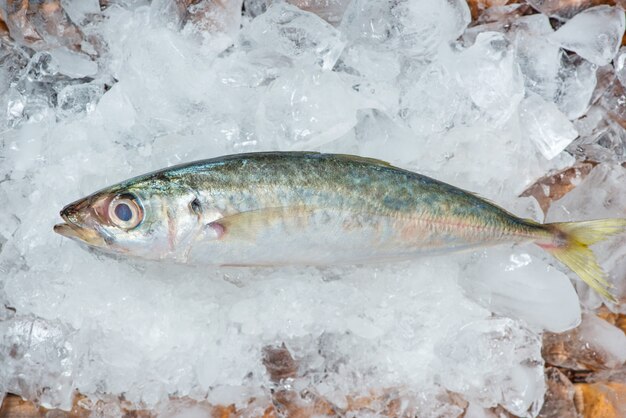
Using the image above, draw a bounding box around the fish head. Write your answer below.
[54,178,202,260]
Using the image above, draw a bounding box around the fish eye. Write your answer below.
[108,194,143,229]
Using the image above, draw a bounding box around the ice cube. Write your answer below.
[239,2,346,70]
[245,0,352,25]
[287,0,352,25]
[57,83,103,118]
[401,62,468,134]
[184,0,243,40]
[150,0,190,29]
[615,46,626,87]
[598,76,626,150]
[458,32,524,124]
[512,12,554,36]
[5,87,55,127]
[542,313,626,370]
[244,0,271,18]
[338,43,401,82]
[474,3,532,26]
[255,69,364,149]
[340,0,470,55]
[463,8,549,46]
[572,119,626,163]
[0,315,76,410]
[539,367,577,418]
[24,51,60,81]
[399,0,471,45]
[339,0,396,45]
[513,16,562,101]
[93,83,137,132]
[436,317,545,417]
[519,93,579,160]
[60,0,101,25]
[461,246,581,333]
[353,110,421,163]
[8,49,77,126]
[520,161,597,215]
[48,48,98,79]
[528,0,625,22]
[550,5,625,66]
[554,55,598,120]
[6,0,84,51]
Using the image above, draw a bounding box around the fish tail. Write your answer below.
[536,219,626,302]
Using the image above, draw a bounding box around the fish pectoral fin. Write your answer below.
[209,206,318,242]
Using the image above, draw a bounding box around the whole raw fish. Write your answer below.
[54,152,626,301]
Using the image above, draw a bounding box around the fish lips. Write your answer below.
[54,200,108,247]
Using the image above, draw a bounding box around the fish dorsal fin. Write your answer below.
[210,206,319,242]
[271,152,395,168]
[332,154,395,168]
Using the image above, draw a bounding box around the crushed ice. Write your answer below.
[1,0,625,416]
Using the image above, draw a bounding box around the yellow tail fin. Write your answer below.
[541,219,626,303]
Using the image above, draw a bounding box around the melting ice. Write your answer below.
[0,0,625,417]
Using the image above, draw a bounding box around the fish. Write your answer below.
[54,152,626,301]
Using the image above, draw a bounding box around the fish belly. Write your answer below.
[185,208,516,266]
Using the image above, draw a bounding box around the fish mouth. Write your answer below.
[53,222,103,244]
[54,207,107,247]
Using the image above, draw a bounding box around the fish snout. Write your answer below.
[55,200,91,239]
[55,199,109,247]
[60,195,104,226]
[60,203,81,224]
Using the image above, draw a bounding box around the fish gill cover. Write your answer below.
[0,0,625,417]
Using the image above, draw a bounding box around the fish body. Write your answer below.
[55,152,626,300]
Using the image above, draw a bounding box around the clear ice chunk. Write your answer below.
[150,0,190,29]
[288,0,352,25]
[526,0,610,20]
[5,87,53,127]
[4,49,99,127]
[93,83,137,132]
[437,318,545,417]
[0,315,75,410]
[550,5,626,66]
[183,0,243,40]
[61,0,101,25]
[614,46,626,87]
[354,110,421,163]
[339,0,397,45]
[513,15,562,102]
[399,0,471,45]
[540,367,577,418]
[239,2,346,70]
[338,43,401,82]
[48,47,98,79]
[519,93,579,160]
[255,69,364,148]
[542,313,626,371]
[458,32,524,124]
[5,0,85,51]
[24,51,60,81]
[57,83,103,118]
[598,72,626,155]
[244,0,272,18]
[244,0,352,25]
[461,246,582,333]
[401,62,467,134]
[340,0,470,56]
[554,54,597,120]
